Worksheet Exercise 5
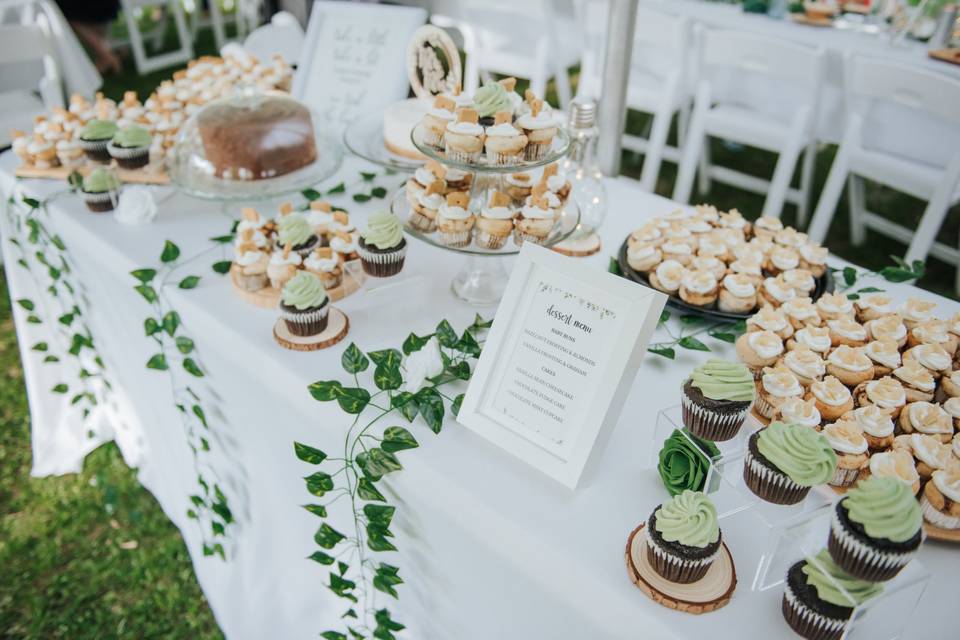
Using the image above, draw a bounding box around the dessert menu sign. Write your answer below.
[458,245,667,489]
[293,2,427,132]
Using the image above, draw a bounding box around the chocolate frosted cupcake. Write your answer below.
[358,212,407,277]
[277,213,319,258]
[80,167,121,212]
[78,119,117,163]
[743,421,836,505]
[828,477,923,582]
[279,271,329,336]
[681,359,755,441]
[782,550,883,640]
[645,490,721,584]
[107,124,152,169]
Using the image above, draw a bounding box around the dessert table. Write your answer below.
[1,149,956,639]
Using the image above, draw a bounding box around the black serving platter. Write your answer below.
[617,238,835,322]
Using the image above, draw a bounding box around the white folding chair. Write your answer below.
[620,8,690,193]
[190,0,262,51]
[0,20,63,147]
[243,10,304,65]
[431,0,581,109]
[673,29,825,222]
[806,55,960,291]
[119,0,193,75]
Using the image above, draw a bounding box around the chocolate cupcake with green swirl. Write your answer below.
[645,490,722,584]
[279,271,329,336]
[782,549,883,640]
[472,80,515,126]
[278,214,319,258]
[108,124,152,169]
[80,167,121,212]
[681,359,755,442]
[743,421,837,505]
[79,119,118,163]
[358,212,407,277]
[827,476,923,582]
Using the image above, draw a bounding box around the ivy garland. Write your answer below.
[4,191,114,432]
[295,314,491,640]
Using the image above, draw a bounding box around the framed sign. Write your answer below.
[458,244,667,489]
[292,1,427,132]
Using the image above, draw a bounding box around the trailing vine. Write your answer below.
[295,314,491,640]
[4,190,114,434]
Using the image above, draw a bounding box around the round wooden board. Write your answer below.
[230,264,361,310]
[552,232,601,257]
[273,309,349,352]
[624,523,736,614]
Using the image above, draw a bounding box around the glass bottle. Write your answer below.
[561,98,607,241]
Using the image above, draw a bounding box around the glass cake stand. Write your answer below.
[343,110,424,173]
[390,188,580,305]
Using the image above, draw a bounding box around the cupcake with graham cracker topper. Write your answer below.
[474,191,515,250]
[484,110,527,165]
[436,192,475,248]
[444,107,485,163]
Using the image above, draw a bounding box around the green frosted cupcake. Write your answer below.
[645,490,721,584]
[81,168,121,212]
[79,119,118,163]
[681,359,755,442]
[108,125,152,169]
[278,214,319,258]
[358,212,407,277]
[782,549,882,640]
[279,271,329,336]
[743,421,837,505]
[827,476,923,582]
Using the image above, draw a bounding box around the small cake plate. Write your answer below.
[625,523,737,614]
[273,308,349,352]
[343,110,424,173]
[229,262,364,309]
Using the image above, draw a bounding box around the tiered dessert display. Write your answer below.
[388,78,579,305]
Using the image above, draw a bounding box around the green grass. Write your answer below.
[0,268,222,639]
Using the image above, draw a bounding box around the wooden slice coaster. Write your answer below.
[624,523,736,614]
[929,48,960,67]
[230,263,362,309]
[552,232,601,258]
[273,308,349,352]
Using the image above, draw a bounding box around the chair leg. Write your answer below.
[673,84,710,205]
[806,143,852,244]
[906,153,960,265]
[697,134,712,197]
[553,62,572,110]
[677,101,690,150]
[847,175,867,246]
[639,105,672,193]
[796,140,817,227]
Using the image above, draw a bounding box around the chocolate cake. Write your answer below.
[197,96,317,180]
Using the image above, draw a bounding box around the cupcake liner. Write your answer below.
[107,142,150,169]
[645,536,718,584]
[512,229,548,247]
[408,208,437,233]
[486,148,522,166]
[82,189,119,213]
[421,127,445,149]
[357,242,407,278]
[280,303,329,337]
[681,386,750,442]
[752,391,780,420]
[920,495,960,530]
[438,229,472,248]
[474,229,509,250]
[743,445,811,505]
[291,236,320,258]
[79,138,110,163]
[235,270,268,292]
[828,464,862,489]
[444,146,481,163]
[523,141,551,161]
[782,584,848,640]
[315,272,343,290]
[827,508,919,581]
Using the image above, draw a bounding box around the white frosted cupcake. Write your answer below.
[902,344,952,379]
[627,243,663,273]
[854,293,896,323]
[678,270,719,307]
[436,192,475,248]
[719,274,757,314]
[484,111,527,165]
[474,191,515,250]
[788,326,832,356]
[513,195,554,246]
[844,405,895,451]
[865,449,920,494]
[691,256,726,281]
[515,99,557,161]
[781,298,822,330]
[853,376,906,419]
[921,470,960,530]
[866,314,908,348]
[827,318,868,348]
[798,243,828,277]
[748,306,794,340]
[755,366,804,419]
[781,348,825,387]
[899,401,953,444]
[826,346,874,387]
[648,260,686,295]
[864,339,901,377]
[734,330,784,376]
[823,420,869,488]
[775,397,821,429]
[900,298,937,329]
[816,292,855,321]
[807,376,853,421]
[759,276,797,307]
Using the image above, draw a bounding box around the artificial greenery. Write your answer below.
[831,257,925,299]
[295,314,491,640]
[658,428,721,497]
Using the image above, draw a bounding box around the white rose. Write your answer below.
[403,337,444,393]
[114,186,157,225]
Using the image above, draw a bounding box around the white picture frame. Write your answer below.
[457,244,667,490]
[292,1,427,133]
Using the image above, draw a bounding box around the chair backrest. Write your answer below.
[0,22,54,66]
[631,7,689,83]
[845,54,960,168]
[243,10,305,65]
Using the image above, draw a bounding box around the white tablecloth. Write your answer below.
[1,150,957,639]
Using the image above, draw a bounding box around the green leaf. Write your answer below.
[708,330,736,343]
[381,426,418,452]
[607,256,623,276]
[680,314,701,326]
[146,354,168,370]
[182,358,204,377]
[355,451,382,482]
[308,380,343,401]
[363,503,395,527]
[648,345,676,359]
[416,387,444,433]
[209,234,234,244]
[337,561,349,576]
[365,448,402,476]
[294,442,328,464]
[730,319,747,334]
[455,329,481,357]
[31,342,48,352]
[58,313,74,326]
[678,336,710,352]
[326,182,346,195]
[352,193,372,203]
[43,355,59,363]
[67,171,83,190]
[452,393,464,417]
[305,471,334,496]
[368,348,402,369]
[878,267,917,283]
[374,364,402,391]
[175,336,195,354]
[402,332,431,355]
[192,405,207,428]
[160,240,180,263]
[26,315,41,324]
[308,550,335,565]
[130,268,157,283]
[51,383,68,394]
[22,196,40,209]
[471,313,493,331]
[162,311,180,336]
[360,171,377,181]
[373,563,403,598]
[857,286,883,294]
[366,523,397,552]
[391,392,418,422]
[303,504,328,518]
[320,632,347,640]
[371,186,387,199]
[135,285,158,303]
[301,187,322,201]
[447,360,470,380]
[336,387,370,414]
[357,477,385,502]
[846,293,860,300]
[212,260,232,274]
[16,298,35,311]
[144,318,161,336]
[911,260,925,279]
[178,275,201,289]
[341,343,369,374]
[659,309,671,324]
[842,266,857,287]
[435,319,458,348]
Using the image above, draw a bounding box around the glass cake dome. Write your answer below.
[166,92,342,201]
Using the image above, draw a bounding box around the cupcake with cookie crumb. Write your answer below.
[781,348,825,388]
[902,343,951,379]
[484,110,526,165]
[410,180,446,233]
[892,363,935,403]
[735,330,784,376]
[444,108,485,163]
[648,260,687,296]
[863,339,901,378]
[852,376,906,419]
[776,397,821,429]
[748,306,793,340]
[678,270,719,308]
[474,191,514,250]
[755,366,804,420]
[515,99,557,161]
[898,401,953,443]
[854,293,896,323]
[808,376,854,422]
[862,449,920,495]
[719,274,757,314]
[787,326,832,356]
[900,298,937,330]
[825,345,873,387]
[822,420,869,488]
[436,191,475,248]
[921,469,960,530]
[865,314,907,348]
[844,405,895,452]
[782,298,823,330]
[816,293,855,322]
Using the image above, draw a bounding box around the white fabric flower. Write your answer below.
[114,186,158,225]
[403,337,444,393]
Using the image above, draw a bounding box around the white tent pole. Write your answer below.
[596,0,637,176]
